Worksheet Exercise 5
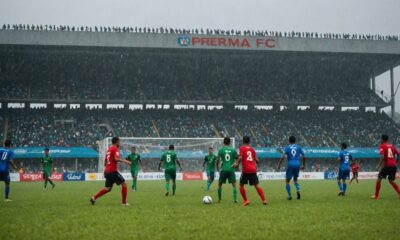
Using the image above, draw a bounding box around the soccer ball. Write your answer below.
[203,195,212,204]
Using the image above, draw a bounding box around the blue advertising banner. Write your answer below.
[9,147,98,159]
[63,172,86,181]
[303,147,379,159]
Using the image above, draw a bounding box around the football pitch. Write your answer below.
[1,180,399,240]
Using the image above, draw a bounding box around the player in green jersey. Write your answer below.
[217,137,238,203]
[41,148,55,189]
[202,147,217,191]
[159,145,182,196]
[125,146,143,191]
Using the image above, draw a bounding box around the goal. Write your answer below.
[98,137,235,172]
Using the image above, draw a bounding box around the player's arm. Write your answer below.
[277,153,286,171]
[233,155,242,168]
[202,156,207,172]
[176,159,183,171]
[255,156,260,166]
[377,147,385,170]
[335,157,340,170]
[158,161,162,171]
[300,149,306,170]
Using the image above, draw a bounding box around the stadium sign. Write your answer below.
[63,173,85,181]
[177,35,276,49]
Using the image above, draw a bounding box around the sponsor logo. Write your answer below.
[183,172,203,180]
[86,173,98,180]
[177,35,191,46]
[64,173,85,181]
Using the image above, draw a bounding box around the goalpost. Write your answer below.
[98,137,235,173]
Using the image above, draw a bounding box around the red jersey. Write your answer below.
[105,145,120,173]
[351,162,359,172]
[379,143,399,167]
[239,145,257,173]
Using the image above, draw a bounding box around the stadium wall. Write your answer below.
[10,171,396,182]
[1,30,399,54]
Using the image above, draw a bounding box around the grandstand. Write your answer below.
[1,27,400,173]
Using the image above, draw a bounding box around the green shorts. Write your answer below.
[131,169,139,177]
[164,169,177,181]
[43,171,51,179]
[219,171,236,184]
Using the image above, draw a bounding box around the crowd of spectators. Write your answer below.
[2,23,399,41]
[3,108,399,149]
[0,47,386,106]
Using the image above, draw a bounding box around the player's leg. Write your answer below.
[355,172,359,184]
[388,168,400,198]
[91,173,113,204]
[342,170,349,196]
[131,171,135,190]
[164,170,171,196]
[337,171,343,195]
[121,182,128,205]
[372,169,385,199]
[252,174,266,205]
[230,172,238,203]
[239,174,249,205]
[293,168,301,199]
[349,172,355,184]
[46,172,55,188]
[206,171,211,191]
[172,172,177,195]
[43,172,48,188]
[285,168,292,200]
[207,171,215,191]
[4,173,11,201]
[217,172,225,202]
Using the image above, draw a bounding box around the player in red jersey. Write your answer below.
[349,161,360,184]
[90,137,132,206]
[233,136,267,206]
[371,134,400,200]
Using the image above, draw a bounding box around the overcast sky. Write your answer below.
[0,0,399,111]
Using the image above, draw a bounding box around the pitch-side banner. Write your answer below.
[9,147,98,159]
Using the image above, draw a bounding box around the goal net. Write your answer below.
[98,137,235,173]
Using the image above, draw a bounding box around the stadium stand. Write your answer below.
[2,24,399,41]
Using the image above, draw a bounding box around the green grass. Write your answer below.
[0,180,399,240]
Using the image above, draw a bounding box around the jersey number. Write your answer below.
[388,148,394,158]
[225,153,231,161]
[344,156,349,163]
[246,151,253,161]
[1,152,7,161]
[166,155,171,163]
[291,149,296,158]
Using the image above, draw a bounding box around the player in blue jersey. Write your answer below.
[0,140,18,202]
[277,136,306,200]
[336,142,352,196]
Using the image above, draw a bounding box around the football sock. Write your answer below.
[286,184,291,197]
[239,186,248,201]
[256,186,266,202]
[375,180,381,197]
[165,182,170,192]
[217,188,222,201]
[48,179,54,186]
[233,187,237,202]
[390,181,400,194]
[44,179,47,188]
[94,188,109,200]
[207,181,211,191]
[294,182,300,191]
[337,181,343,191]
[5,186,10,199]
[172,183,176,195]
[343,183,347,193]
[121,185,127,204]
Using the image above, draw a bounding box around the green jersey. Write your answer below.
[126,153,141,171]
[161,150,178,171]
[41,155,53,173]
[204,154,217,172]
[218,146,238,172]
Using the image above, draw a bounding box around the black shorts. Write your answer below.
[240,173,259,186]
[378,167,397,181]
[352,171,358,178]
[104,172,125,188]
